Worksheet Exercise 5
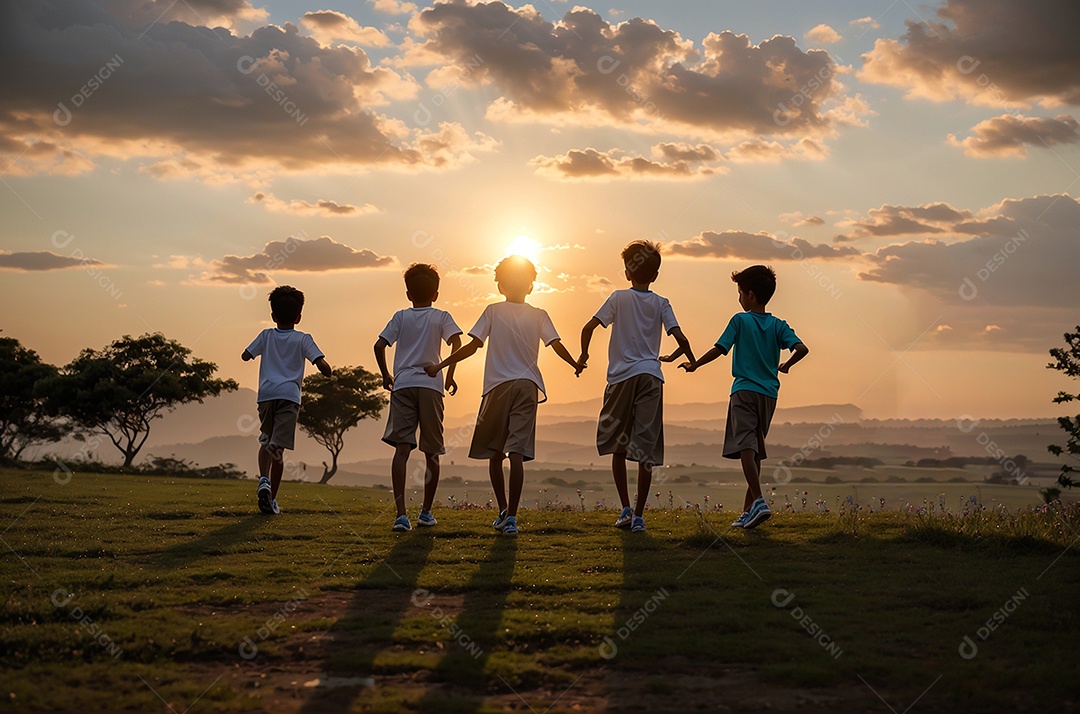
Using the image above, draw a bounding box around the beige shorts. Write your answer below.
[723,390,777,459]
[258,399,299,450]
[469,379,538,461]
[382,387,445,455]
[596,373,664,467]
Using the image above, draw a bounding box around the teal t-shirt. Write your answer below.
[715,311,802,398]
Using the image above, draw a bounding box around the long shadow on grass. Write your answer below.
[416,534,517,711]
[297,533,435,714]
[154,514,264,569]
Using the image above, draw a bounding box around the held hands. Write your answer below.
[575,353,588,377]
[678,360,698,373]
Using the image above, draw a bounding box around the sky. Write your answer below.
[1,0,1079,420]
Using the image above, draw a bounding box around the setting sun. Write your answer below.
[504,234,543,266]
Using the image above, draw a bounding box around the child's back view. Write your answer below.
[242,285,332,515]
[579,240,694,533]
[681,265,808,529]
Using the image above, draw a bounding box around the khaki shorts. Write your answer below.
[258,399,300,450]
[723,390,777,459]
[382,387,445,454]
[596,374,664,467]
[469,379,538,461]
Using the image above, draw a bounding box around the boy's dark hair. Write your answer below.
[731,265,777,305]
[404,263,440,302]
[621,240,662,282]
[269,285,304,323]
[494,255,537,292]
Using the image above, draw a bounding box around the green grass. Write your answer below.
[1,469,1077,713]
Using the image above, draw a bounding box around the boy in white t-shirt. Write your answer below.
[578,241,695,533]
[242,286,332,515]
[375,263,463,532]
[425,255,580,536]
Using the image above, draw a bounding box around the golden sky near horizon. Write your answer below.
[1,0,1078,420]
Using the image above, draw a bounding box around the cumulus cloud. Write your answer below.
[0,251,106,271]
[667,231,859,261]
[726,138,829,163]
[247,192,379,216]
[0,1,500,181]
[859,0,1080,106]
[858,194,1080,308]
[779,211,826,227]
[849,17,880,31]
[652,142,722,163]
[300,10,390,46]
[532,148,721,181]
[409,3,855,140]
[203,235,394,283]
[949,114,1080,157]
[805,24,842,45]
[834,202,973,242]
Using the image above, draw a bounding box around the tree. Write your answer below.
[1047,327,1080,488]
[0,337,68,462]
[44,333,238,467]
[298,366,387,484]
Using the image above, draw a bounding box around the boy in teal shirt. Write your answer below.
[674,265,808,529]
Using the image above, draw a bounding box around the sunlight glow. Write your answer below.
[504,234,543,266]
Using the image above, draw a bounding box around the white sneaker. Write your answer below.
[270,499,281,515]
[614,506,634,528]
[257,477,273,514]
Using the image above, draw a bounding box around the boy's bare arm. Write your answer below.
[669,327,696,366]
[444,334,463,396]
[241,350,254,361]
[659,345,684,362]
[425,336,482,377]
[314,356,332,377]
[549,338,582,374]
[779,342,809,374]
[577,317,602,373]
[681,345,725,373]
[374,337,393,389]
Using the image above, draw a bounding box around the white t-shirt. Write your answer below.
[379,307,462,393]
[593,288,679,384]
[245,328,325,404]
[469,301,560,399]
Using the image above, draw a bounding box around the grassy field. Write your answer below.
[1,469,1078,713]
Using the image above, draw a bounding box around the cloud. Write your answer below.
[859,0,1080,106]
[103,0,269,30]
[203,235,394,283]
[0,1,500,181]
[834,202,973,242]
[779,211,826,227]
[247,192,379,216]
[726,138,829,163]
[371,0,418,15]
[532,148,721,181]
[858,193,1080,308]
[652,142,722,163]
[0,251,106,271]
[667,230,859,261]
[949,114,1080,157]
[300,10,390,46]
[409,3,855,140]
[806,24,842,44]
[849,17,880,31]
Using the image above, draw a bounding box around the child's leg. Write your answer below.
[611,453,631,508]
[634,462,653,517]
[507,453,525,516]
[391,443,411,517]
[422,453,440,512]
[267,445,285,498]
[258,444,272,479]
[489,454,507,512]
[740,449,762,510]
